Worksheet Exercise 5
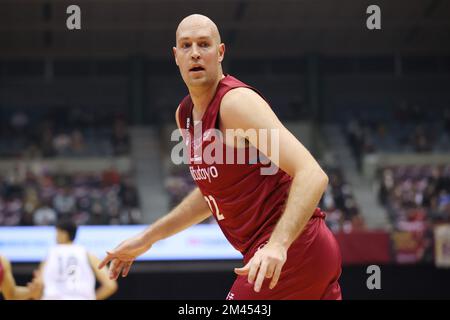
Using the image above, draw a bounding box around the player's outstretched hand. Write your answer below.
[234,242,287,292]
[98,234,152,280]
[27,270,44,300]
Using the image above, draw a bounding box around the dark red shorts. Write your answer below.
[226,215,342,300]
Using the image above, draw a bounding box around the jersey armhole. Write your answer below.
[175,104,182,130]
[216,86,267,149]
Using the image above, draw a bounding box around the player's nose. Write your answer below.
[191,43,201,60]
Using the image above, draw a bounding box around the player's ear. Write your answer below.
[218,43,225,63]
[173,47,179,66]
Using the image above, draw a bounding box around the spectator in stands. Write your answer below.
[1,108,131,159]
[33,200,57,226]
[111,118,130,156]
[412,125,431,152]
[40,122,56,157]
[21,186,40,225]
[379,164,450,229]
[70,130,87,156]
[88,191,108,225]
[102,167,121,187]
[53,185,76,218]
[10,111,29,134]
[53,133,72,156]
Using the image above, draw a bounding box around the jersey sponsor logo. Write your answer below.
[189,165,219,183]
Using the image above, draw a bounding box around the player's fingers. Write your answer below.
[269,263,283,290]
[247,259,261,285]
[113,261,125,280]
[108,259,117,279]
[98,251,115,269]
[265,263,275,279]
[254,261,269,292]
[109,259,123,280]
[234,261,251,275]
[122,261,133,277]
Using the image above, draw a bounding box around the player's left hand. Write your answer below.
[234,242,287,292]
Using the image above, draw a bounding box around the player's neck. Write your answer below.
[58,241,73,245]
[189,73,225,120]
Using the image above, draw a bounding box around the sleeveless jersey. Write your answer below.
[42,244,96,300]
[178,74,323,255]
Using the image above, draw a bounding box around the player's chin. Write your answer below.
[187,75,208,85]
[188,71,206,79]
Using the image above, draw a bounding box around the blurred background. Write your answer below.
[0,0,450,299]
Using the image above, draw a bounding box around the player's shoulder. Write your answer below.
[220,87,266,119]
[222,86,257,104]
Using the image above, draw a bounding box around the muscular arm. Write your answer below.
[221,88,329,291]
[98,106,212,278]
[148,188,212,241]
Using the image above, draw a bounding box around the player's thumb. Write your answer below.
[234,263,250,275]
[98,251,114,269]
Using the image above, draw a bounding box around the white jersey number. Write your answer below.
[57,255,80,289]
[204,195,225,221]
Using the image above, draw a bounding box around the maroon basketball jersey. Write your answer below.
[178,75,323,255]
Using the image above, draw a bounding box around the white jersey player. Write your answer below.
[31,219,117,300]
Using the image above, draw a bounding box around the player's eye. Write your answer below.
[181,43,191,49]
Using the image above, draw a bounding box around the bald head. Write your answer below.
[173,14,225,89]
[176,14,221,45]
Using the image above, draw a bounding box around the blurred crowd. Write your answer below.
[345,103,450,171]
[320,167,365,233]
[0,108,131,158]
[377,164,450,263]
[0,166,141,226]
[378,164,450,226]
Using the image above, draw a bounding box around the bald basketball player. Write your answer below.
[0,255,41,300]
[99,14,342,300]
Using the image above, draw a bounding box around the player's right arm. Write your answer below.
[98,106,212,280]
